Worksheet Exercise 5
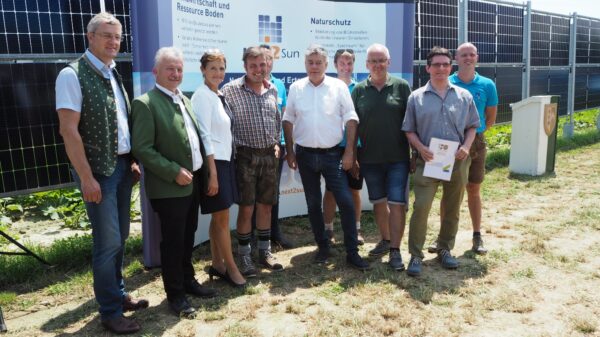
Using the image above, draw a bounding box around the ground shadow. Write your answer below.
[508,171,556,182]
[195,215,490,305]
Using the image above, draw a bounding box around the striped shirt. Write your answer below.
[222,76,281,149]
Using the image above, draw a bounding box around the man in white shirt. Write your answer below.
[283,45,370,271]
[55,12,146,334]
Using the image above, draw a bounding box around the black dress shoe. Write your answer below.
[207,266,226,280]
[223,270,247,288]
[346,252,371,271]
[184,279,217,298]
[272,235,294,250]
[314,246,330,264]
[168,297,196,319]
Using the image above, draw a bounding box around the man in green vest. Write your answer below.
[56,12,146,334]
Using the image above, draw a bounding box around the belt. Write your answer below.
[296,145,341,154]
[236,146,275,155]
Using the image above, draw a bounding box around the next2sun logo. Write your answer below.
[258,14,300,60]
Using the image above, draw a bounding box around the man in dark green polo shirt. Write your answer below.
[351,43,412,271]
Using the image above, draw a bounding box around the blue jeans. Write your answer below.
[296,146,358,253]
[361,161,410,204]
[72,156,133,320]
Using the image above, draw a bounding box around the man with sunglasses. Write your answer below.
[351,43,412,271]
[402,46,480,277]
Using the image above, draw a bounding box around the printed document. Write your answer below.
[423,137,459,181]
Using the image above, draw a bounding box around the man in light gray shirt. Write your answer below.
[402,46,480,277]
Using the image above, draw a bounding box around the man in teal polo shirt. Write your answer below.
[428,42,498,255]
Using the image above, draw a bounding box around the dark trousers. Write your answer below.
[296,146,358,253]
[150,176,200,301]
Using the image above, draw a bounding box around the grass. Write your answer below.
[1,109,600,336]
[0,234,143,287]
[484,108,599,170]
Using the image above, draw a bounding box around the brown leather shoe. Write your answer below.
[122,294,149,312]
[101,315,141,334]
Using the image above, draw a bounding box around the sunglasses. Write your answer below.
[335,48,354,55]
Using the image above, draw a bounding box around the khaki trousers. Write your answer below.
[408,157,471,258]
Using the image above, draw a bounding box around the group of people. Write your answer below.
[55,12,497,334]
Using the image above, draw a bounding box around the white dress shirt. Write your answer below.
[155,83,203,171]
[55,49,131,154]
[191,83,233,161]
[283,75,358,148]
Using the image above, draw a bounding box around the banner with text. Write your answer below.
[131,0,414,266]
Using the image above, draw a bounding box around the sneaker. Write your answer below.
[368,239,390,257]
[357,231,365,246]
[346,252,371,271]
[238,254,257,278]
[259,249,284,271]
[426,240,439,254]
[438,249,459,269]
[314,246,330,264]
[325,229,336,245]
[388,250,405,271]
[472,235,488,255]
[406,255,422,277]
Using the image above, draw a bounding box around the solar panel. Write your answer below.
[0,0,132,196]
[1,0,600,196]
[417,0,458,60]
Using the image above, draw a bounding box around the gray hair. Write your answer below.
[87,12,121,33]
[366,43,391,60]
[304,44,328,62]
[154,47,184,68]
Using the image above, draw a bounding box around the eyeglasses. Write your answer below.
[367,58,388,65]
[93,32,124,42]
[335,48,354,55]
[429,62,452,68]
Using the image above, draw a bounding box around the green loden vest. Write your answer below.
[68,55,130,176]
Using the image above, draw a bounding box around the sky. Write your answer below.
[505,0,599,17]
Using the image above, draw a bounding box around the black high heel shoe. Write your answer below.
[207,266,226,280]
[224,270,247,289]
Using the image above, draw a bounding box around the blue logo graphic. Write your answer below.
[258,15,282,43]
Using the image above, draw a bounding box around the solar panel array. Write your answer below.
[1,0,600,195]
[530,13,570,67]
[468,0,523,63]
[415,0,458,61]
[0,0,131,196]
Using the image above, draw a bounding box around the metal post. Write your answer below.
[564,12,577,138]
[0,306,7,333]
[0,230,50,265]
[521,0,531,99]
[458,0,468,45]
